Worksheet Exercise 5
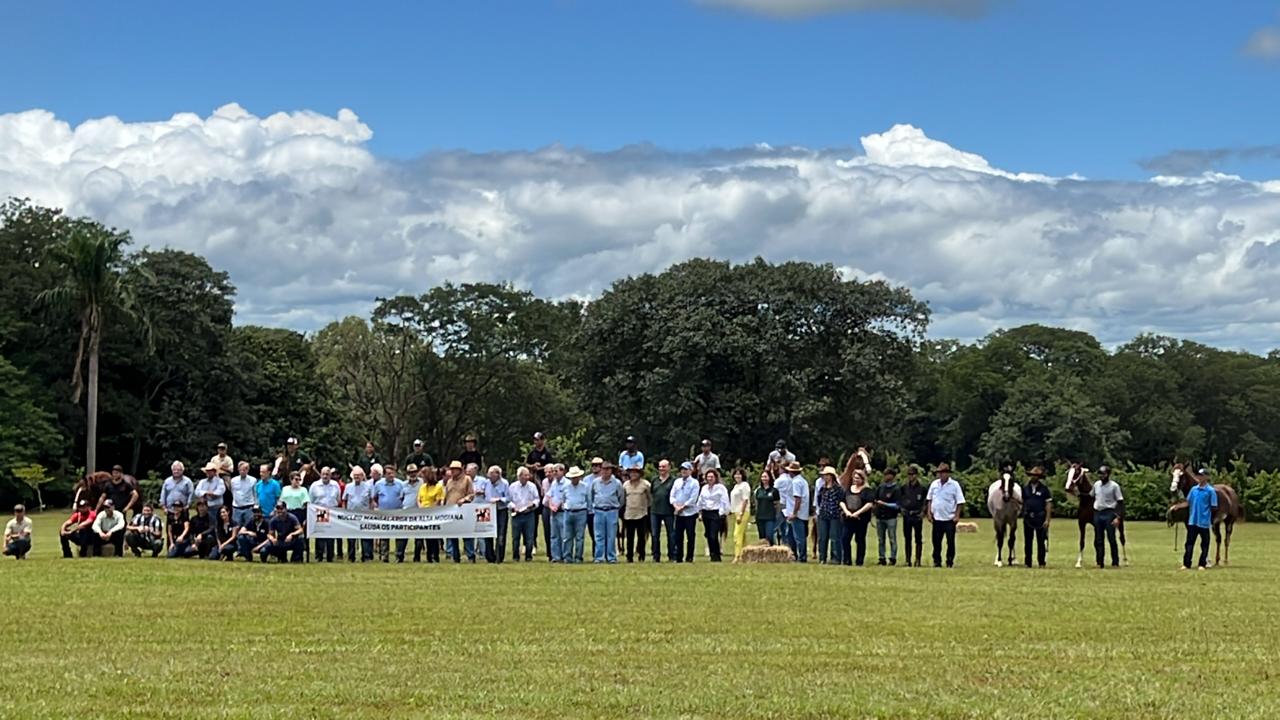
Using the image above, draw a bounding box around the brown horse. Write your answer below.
[1169,465,1243,567]
[1064,463,1129,568]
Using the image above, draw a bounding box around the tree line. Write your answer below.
[5,197,1280,509]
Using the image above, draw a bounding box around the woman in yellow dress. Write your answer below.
[729,467,752,560]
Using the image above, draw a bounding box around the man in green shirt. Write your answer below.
[649,459,676,563]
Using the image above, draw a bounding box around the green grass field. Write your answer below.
[2,514,1277,719]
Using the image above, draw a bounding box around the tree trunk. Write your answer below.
[86,326,101,474]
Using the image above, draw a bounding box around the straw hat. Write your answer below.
[565,466,585,479]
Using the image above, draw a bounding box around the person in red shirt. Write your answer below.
[59,500,98,558]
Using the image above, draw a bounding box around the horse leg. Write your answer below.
[1223,518,1233,566]
[1075,520,1084,568]
[1007,520,1017,568]
[1212,523,1222,568]
[994,523,1005,566]
[1119,520,1129,566]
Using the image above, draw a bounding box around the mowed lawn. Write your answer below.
[3,515,1279,719]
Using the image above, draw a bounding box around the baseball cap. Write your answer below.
[775,439,786,449]
[680,461,694,471]
[625,435,637,443]
[286,436,298,444]
[533,431,544,440]
[413,439,423,446]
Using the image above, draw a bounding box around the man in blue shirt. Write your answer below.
[788,462,811,563]
[255,463,282,515]
[589,463,625,564]
[480,466,510,563]
[260,502,305,563]
[1181,468,1219,570]
[618,436,645,472]
[561,466,591,563]
[373,466,408,562]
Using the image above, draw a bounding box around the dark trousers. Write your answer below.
[260,537,305,563]
[126,531,163,557]
[931,520,956,567]
[60,529,94,557]
[1023,517,1048,567]
[817,516,842,564]
[624,516,649,561]
[674,514,697,563]
[1093,510,1119,567]
[95,530,125,557]
[313,538,336,562]
[902,515,923,565]
[756,518,776,545]
[650,513,675,561]
[236,535,260,561]
[1183,524,1210,568]
[511,511,537,561]
[346,538,374,561]
[841,517,868,566]
[700,511,723,562]
[540,505,552,560]
[412,539,425,562]
[426,538,441,563]
[3,537,31,558]
[490,508,509,563]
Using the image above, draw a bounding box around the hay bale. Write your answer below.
[736,543,794,563]
[957,521,979,533]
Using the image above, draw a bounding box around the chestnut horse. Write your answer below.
[1169,465,1243,567]
[1064,464,1128,568]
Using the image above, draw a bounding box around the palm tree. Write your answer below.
[37,222,139,475]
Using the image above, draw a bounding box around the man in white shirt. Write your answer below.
[3,505,32,560]
[309,467,342,562]
[768,440,796,467]
[508,467,541,561]
[925,463,966,568]
[788,462,811,563]
[194,464,226,523]
[229,462,258,528]
[342,467,374,562]
[774,465,794,548]
[92,500,127,557]
[669,462,701,563]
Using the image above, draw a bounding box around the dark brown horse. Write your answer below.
[1169,464,1243,566]
[1064,463,1129,568]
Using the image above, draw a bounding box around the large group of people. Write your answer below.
[6,433,1202,571]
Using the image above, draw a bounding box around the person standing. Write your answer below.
[1021,466,1053,568]
[403,439,433,473]
[228,462,257,528]
[160,462,194,518]
[753,470,780,544]
[99,467,139,518]
[729,468,752,561]
[874,468,902,566]
[1091,466,1124,569]
[621,467,652,562]
[926,463,965,568]
[649,460,676,563]
[768,440,796,467]
[693,439,720,479]
[280,473,310,524]
[815,466,844,565]
[416,466,446,562]
[444,461,477,563]
[561,466,590,564]
[457,435,484,469]
[356,441,380,476]
[91,500,127,557]
[900,467,927,567]
[4,505,32,560]
[59,500,97,558]
[774,463,795,549]
[125,503,165,557]
[400,464,425,562]
[482,466,510,563]
[255,463,282,515]
[839,471,876,566]
[543,464,567,563]
[788,462,811,563]
[525,432,554,482]
[194,463,227,525]
[590,463,624,564]
[1180,468,1218,571]
[342,467,374,562]
[309,467,342,562]
[670,461,701,563]
[698,469,730,562]
[508,467,541,562]
[372,466,408,562]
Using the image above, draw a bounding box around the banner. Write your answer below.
[306,503,497,539]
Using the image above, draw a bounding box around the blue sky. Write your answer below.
[3,1,1277,180]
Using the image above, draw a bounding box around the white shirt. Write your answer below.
[230,475,257,507]
[790,475,811,521]
[768,449,796,465]
[729,481,751,516]
[695,452,721,476]
[698,483,730,515]
[309,480,341,507]
[92,511,125,535]
[775,473,795,519]
[926,479,966,522]
[508,481,541,513]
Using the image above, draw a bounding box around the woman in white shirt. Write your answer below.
[698,469,731,562]
[728,468,752,561]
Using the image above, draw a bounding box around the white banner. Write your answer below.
[306,503,497,539]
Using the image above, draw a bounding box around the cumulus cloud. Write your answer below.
[3,104,1280,351]
[1242,25,1280,60]
[1140,145,1280,176]
[697,0,991,19]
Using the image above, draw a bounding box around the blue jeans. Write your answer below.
[777,517,793,547]
[511,511,537,561]
[232,507,255,528]
[756,518,776,544]
[790,518,808,562]
[563,510,588,563]
[236,535,260,561]
[260,537,304,563]
[592,509,619,563]
[650,513,674,561]
[446,538,476,563]
[877,516,898,562]
[548,511,565,562]
[817,516,841,563]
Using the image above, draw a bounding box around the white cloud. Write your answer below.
[697,0,991,19]
[3,105,1280,351]
[1242,25,1280,60]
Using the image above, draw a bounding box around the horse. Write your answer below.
[987,469,1022,567]
[1169,465,1243,567]
[1064,464,1129,568]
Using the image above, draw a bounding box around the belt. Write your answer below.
[233,504,254,510]
[594,507,618,512]
[566,508,587,513]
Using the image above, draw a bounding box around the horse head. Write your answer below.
[1170,463,1192,497]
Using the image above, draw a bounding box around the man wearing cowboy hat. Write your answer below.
[194,462,227,523]
[786,460,810,563]
[561,466,591,563]
[443,460,477,563]
[899,466,927,567]
[925,463,965,568]
[1022,466,1053,568]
